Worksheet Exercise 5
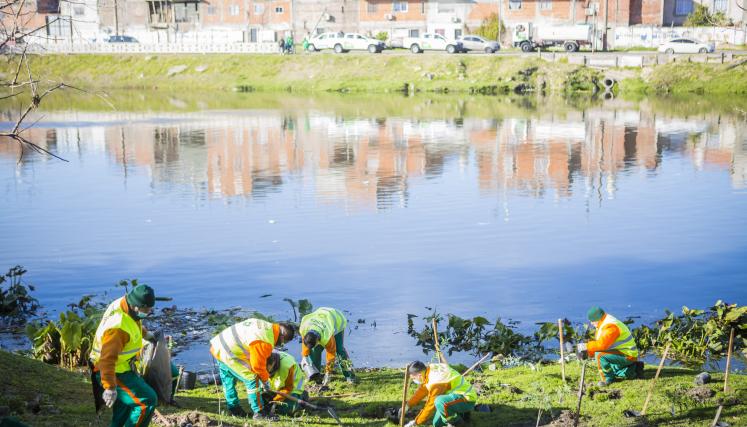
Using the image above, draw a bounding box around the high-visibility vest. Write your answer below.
[210,318,276,372]
[271,351,304,395]
[597,314,639,358]
[300,307,347,347]
[426,363,477,402]
[90,297,143,373]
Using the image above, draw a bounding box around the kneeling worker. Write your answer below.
[403,361,477,427]
[576,306,643,386]
[300,307,357,384]
[265,351,306,416]
[210,318,296,420]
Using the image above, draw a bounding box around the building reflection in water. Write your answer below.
[2,107,746,209]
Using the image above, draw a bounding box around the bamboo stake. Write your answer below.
[400,364,411,427]
[558,318,566,382]
[641,342,670,416]
[432,318,447,364]
[724,328,734,393]
[573,360,587,427]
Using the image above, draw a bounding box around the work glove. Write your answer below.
[404,420,417,427]
[397,404,410,419]
[102,389,117,408]
[260,380,272,392]
[576,343,588,360]
[322,372,332,387]
[143,331,157,344]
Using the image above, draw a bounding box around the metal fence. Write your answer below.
[19,42,281,54]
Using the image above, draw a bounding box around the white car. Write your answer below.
[403,33,463,54]
[307,32,345,52]
[658,38,715,54]
[338,33,386,53]
[459,35,500,53]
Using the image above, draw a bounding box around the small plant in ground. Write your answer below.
[0,265,40,327]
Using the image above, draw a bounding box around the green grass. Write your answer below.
[2,349,746,426]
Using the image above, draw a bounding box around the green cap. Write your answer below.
[587,306,605,322]
[126,284,156,308]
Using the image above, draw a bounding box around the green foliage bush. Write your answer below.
[474,13,506,42]
[374,32,388,42]
[0,266,40,325]
[684,4,730,27]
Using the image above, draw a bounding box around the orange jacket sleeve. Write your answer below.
[248,341,273,382]
[273,365,297,401]
[413,383,450,425]
[98,328,129,390]
[324,335,337,371]
[587,323,620,355]
[407,384,428,407]
[301,342,311,357]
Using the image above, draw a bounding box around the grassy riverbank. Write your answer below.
[2,350,746,427]
[3,54,745,96]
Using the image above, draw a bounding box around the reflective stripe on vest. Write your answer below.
[300,308,347,347]
[426,363,477,402]
[210,318,276,369]
[271,351,304,395]
[90,297,143,373]
[596,314,639,358]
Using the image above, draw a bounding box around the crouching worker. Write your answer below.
[209,318,296,421]
[300,307,357,385]
[265,351,306,416]
[403,361,477,427]
[576,306,643,386]
[90,284,159,427]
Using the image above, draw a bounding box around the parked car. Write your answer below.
[107,35,139,43]
[459,35,500,53]
[337,33,386,53]
[658,38,714,54]
[403,33,463,54]
[306,32,345,52]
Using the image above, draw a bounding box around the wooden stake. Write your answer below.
[641,342,670,416]
[558,318,566,382]
[573,360,587,427]
[710,405,724,427]
[724,328,734,393]
[400,364,411,427]
[432,318,447,364]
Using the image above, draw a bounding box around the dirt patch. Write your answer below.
[589,387,622,401]
[154,410,235,427]
[687,386,715,403]
[543,410,579,427]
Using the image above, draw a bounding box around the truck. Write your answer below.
[512,23,593,53]
[403,33,463,54]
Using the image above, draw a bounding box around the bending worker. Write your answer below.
[300,307,357,384]
[264,351,306,416]
[209,318,296,421]
[403,361,477,427]
[576,306,643,386]
[90,284,159,427]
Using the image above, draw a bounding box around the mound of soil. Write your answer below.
[687,386,715,403]
[154,410,235,427]
[543,410,578,427]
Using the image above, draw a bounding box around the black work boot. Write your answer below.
[228,405,248,417]
[635,361,645,378]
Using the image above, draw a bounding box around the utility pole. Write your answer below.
[603,0,609,51]
[114,0,120,35]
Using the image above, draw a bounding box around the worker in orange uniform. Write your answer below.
[402,361,477,427]
[209,318,296,421]
[576,306,644,386]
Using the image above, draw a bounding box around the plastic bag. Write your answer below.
[140,330,173,403]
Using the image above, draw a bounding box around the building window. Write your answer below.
[46,15,70,36]
[367,2,377,13]
[207,5,216,15]
[73,6,84,15]
[229,4,239,16]
[254,4,264,14]
[393,1,408,12]
[454,29,462,39]
[714,0,727,12]
[275,6,283,13]
[674,0,692,15]
[174,2,199,22]
[409,29,419,38]
[509,0,522,9]
[539,0,552,10]
[437,3,454,13]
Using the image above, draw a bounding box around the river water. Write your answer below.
[1,93,746,369]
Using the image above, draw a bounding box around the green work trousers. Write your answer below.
[94,370,157,427]
[309,332,355,379]
[216,360,264,414]
[594,351,637,383]
[433,393,475,427]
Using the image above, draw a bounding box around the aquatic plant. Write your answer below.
[0,266,40,326]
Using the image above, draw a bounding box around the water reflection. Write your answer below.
[3,106,746,208]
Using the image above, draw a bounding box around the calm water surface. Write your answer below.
[1,94,746,368]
